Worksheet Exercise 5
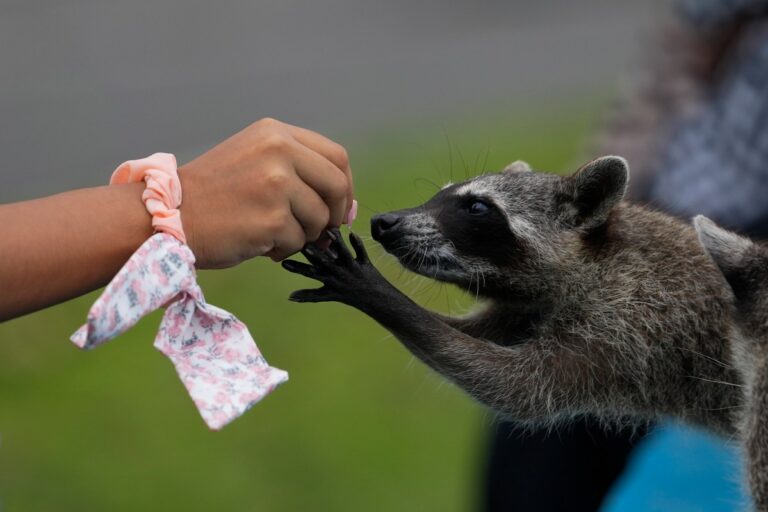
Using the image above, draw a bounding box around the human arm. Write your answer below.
[0,118,353,321]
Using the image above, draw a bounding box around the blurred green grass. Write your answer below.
[0,102,599,512]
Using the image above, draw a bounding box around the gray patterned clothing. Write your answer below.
[649,11,768,237]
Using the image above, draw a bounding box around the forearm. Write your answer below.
[362,294,564,419]
[0,182,152,321]
[285,232,582,422]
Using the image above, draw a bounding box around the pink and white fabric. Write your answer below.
[71,153,288,430]
[71,233,289,430]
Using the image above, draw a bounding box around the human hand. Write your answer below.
[178,118,354,268]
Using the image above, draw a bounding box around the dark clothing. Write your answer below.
[484,419,645,512]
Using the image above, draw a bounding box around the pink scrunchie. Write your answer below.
[110,152,186,244]
[72,153,288,430]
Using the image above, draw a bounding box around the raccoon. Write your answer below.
[282,156,742,435]
[695,216,768,511]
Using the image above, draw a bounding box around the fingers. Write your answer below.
[281,260,321,280]
[289,288,334,303]
[290,142,350,227]
[283,122,355,222]
[301,244,332,266]
[349,232,369,263]
[288,180,330,242]
[283,123,353,182]
[267,216,306,261]
[327,228,352,263]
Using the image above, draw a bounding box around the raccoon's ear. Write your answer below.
[570,156,629,229]
[503,160,531,173]
[694,215,752,275]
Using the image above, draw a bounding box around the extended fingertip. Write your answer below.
[344,199,358,225]
[349,231,369,262]
[289,289,328,303]
[349,231,364,248]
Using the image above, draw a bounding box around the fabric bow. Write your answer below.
[71,233,288,430]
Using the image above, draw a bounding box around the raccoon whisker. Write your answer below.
[478,266,487,292]
[679,347,736,370]
[479,145,491,177]
[686,376,745,389]
[372,254,387,267]
[469,267,478,301]
[423,279,442,301]
[439,128,453,184]
[416,245,429,274]
[410,278,430,298]
[454,144,470,180]
[355,202,379,215]
[471,150,481,178]
[413,177,442,193]
[702,405,744,412]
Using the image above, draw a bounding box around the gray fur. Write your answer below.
[696,216,768,511]
[286,158,744,454]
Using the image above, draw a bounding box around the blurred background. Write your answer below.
[1,1,747,511]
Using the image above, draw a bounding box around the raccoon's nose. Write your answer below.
[371,213,402,240]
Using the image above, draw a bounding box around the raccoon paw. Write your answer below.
[282,228,382,305]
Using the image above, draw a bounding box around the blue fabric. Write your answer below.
[601,423,750,512]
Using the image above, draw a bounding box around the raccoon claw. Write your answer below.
[288,287,335,303]
[348,231,370,264]
[283,229,380,306]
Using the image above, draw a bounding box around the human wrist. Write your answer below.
[177,162,203,264]
[110,181,155,253]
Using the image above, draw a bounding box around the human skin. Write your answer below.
[0,118,353,321]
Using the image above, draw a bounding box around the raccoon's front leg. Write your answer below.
[282,230,587,422]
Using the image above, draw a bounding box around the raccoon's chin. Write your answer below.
[395,253,469,283]
[376,239,468,282]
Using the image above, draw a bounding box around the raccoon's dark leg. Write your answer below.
[283,232,597,421]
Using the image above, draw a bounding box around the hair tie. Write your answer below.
[72,153,288,430]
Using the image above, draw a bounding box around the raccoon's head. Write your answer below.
[370,156,629,300]
[695,216,768,338]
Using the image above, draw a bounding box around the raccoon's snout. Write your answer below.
[371,213,402,242]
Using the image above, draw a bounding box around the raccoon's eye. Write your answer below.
[468,200,490,215]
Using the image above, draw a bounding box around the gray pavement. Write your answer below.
[0,0,667,201]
